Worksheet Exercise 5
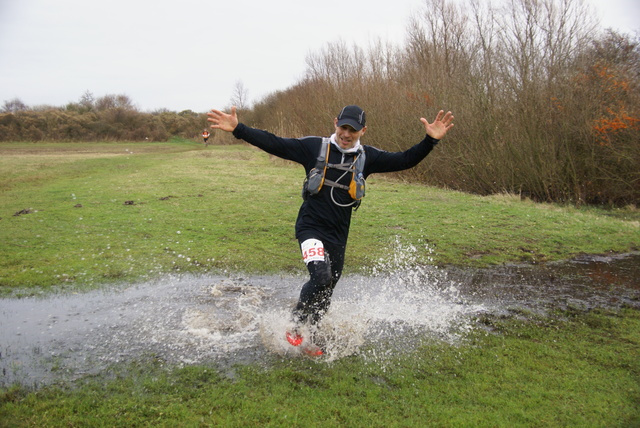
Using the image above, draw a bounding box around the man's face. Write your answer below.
[334,119,366,150]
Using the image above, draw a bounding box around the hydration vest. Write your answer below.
[302,137,366,208]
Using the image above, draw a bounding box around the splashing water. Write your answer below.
[258,267,481,363]
[259,237,481,362]
[0,269,479,387]
[1,247,638,388]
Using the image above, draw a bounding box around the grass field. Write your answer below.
[1,139,638,293]
[1,140,639,426]
[2,308,639,427]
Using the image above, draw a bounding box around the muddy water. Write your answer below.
[449,252,640,313]
[1,253,638,388]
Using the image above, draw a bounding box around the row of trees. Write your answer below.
[242,0,639,206]
[0,92,207,141]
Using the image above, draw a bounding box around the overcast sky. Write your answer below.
[0,0,638,113]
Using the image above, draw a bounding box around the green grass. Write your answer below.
[1,141,639,426]
[1,141,638,293]
[2,308,638,427]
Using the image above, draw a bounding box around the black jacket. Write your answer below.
[232,123,439,246]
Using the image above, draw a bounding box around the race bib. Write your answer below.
[300,239,325,264]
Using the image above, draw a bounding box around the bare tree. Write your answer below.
[94,94,136,111]
[79,91,95,110]
[230,80,250,110]
[2,98,28,113]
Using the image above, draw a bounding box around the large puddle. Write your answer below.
[1,253,638,388]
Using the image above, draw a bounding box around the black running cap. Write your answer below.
[337,105,366,131]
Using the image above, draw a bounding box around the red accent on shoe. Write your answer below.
[304,347,323,356]
[286,331,303,346]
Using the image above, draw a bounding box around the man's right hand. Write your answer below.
[207,106,239,132]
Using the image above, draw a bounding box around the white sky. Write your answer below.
[0,0,638,113]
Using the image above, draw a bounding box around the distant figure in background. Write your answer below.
[202,130,210,146]
[207,104,454,355]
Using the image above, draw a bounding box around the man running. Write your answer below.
[207,105,454,352]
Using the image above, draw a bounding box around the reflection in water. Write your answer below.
[1,253,638,388]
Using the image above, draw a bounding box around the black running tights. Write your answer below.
[293,239,346,325]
